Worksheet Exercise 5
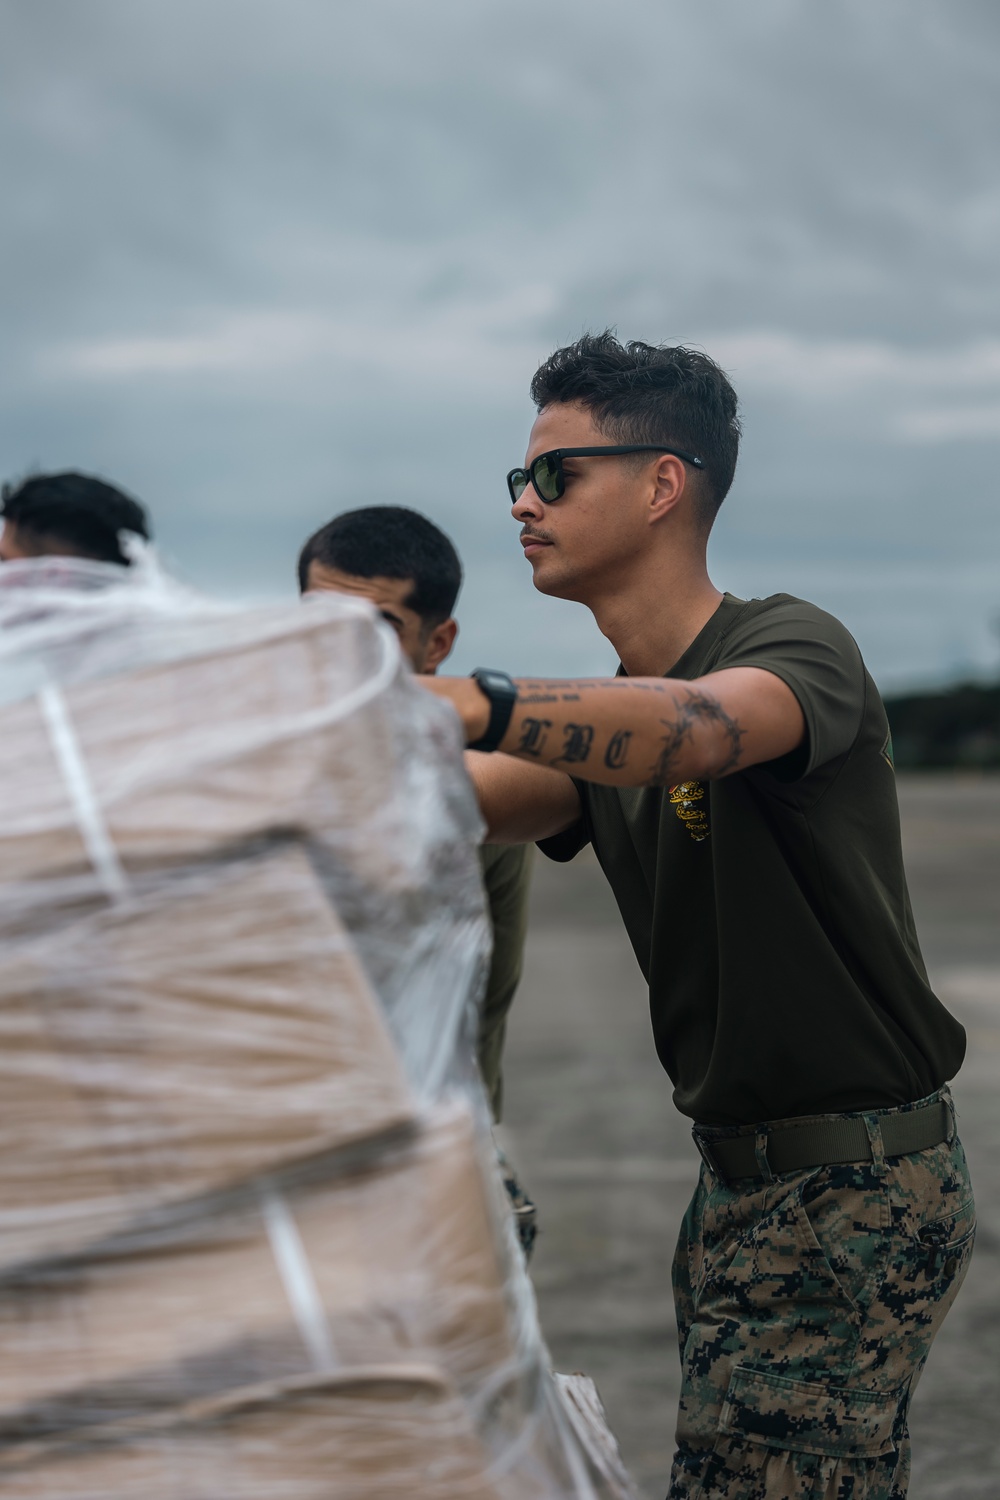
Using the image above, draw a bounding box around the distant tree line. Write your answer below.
[884,680,1000,769]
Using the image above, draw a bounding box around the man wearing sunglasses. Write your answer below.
[423,333,971,1499]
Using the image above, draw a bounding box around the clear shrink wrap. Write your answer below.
[0,553,637,1499]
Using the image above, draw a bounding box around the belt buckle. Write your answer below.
[693,1133,724,1184]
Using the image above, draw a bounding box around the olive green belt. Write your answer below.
[694,1097,950,1184]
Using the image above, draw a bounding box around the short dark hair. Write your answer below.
[0,471,151,565]
[297,506,462,623]
[529,332,741,522]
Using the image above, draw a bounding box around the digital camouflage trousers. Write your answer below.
[668,1089,975,1500]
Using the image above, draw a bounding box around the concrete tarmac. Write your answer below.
[500,773,1000,1499]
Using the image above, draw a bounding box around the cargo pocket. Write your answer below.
[721,1366,896,1458]
[693,1366,900,1499]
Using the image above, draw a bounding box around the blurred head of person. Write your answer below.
[513,332,740,605]
[297,506,462,674]
[0,471,151,568]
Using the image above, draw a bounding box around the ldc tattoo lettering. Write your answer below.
[555,723,595,765]
[604,729,633,771]
[517,717,552,757]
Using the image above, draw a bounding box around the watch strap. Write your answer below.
[467,668,518,752]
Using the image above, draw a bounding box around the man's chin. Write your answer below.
[527,556,584,604]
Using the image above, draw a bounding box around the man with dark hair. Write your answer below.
[298,506,537,1250]
[298,506,463,674]
[424,333,972,1498]
[0,471,151,565]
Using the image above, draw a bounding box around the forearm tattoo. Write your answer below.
[518,678,668,703]
[604,729,633,771]
[554,723,595,765]
[648,688,745,785]
[516,717,552,756]
[509,680,744,784]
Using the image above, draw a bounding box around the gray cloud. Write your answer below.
[1,0,998,686]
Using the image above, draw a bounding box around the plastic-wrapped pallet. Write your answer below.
[0,553,637,1500]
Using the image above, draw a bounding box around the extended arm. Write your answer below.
[466,751,582,843]
[426,667,805,791]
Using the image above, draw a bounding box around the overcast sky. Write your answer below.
[2,0,998,687]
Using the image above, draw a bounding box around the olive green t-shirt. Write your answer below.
[541,593,966,1126]
[477,842,534,1121]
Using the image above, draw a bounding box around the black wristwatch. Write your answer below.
[467,668,518,752]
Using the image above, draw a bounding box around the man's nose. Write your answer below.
[511,483,545,524]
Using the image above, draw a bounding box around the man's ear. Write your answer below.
[647,453,688,525]
[421,617,458,675]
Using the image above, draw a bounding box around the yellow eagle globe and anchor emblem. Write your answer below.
[668,780,710,842]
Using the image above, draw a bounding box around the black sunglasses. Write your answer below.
[506,445,705,505]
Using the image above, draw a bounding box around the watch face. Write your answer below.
[475,669,513,697]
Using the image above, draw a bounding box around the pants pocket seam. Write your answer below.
[794,1174,891,1322]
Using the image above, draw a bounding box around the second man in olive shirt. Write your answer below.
[296,505,536,1248]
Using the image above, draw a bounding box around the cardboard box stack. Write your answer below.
[0,565,635,1500]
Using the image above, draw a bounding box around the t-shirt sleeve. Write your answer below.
[712,596,866,779]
